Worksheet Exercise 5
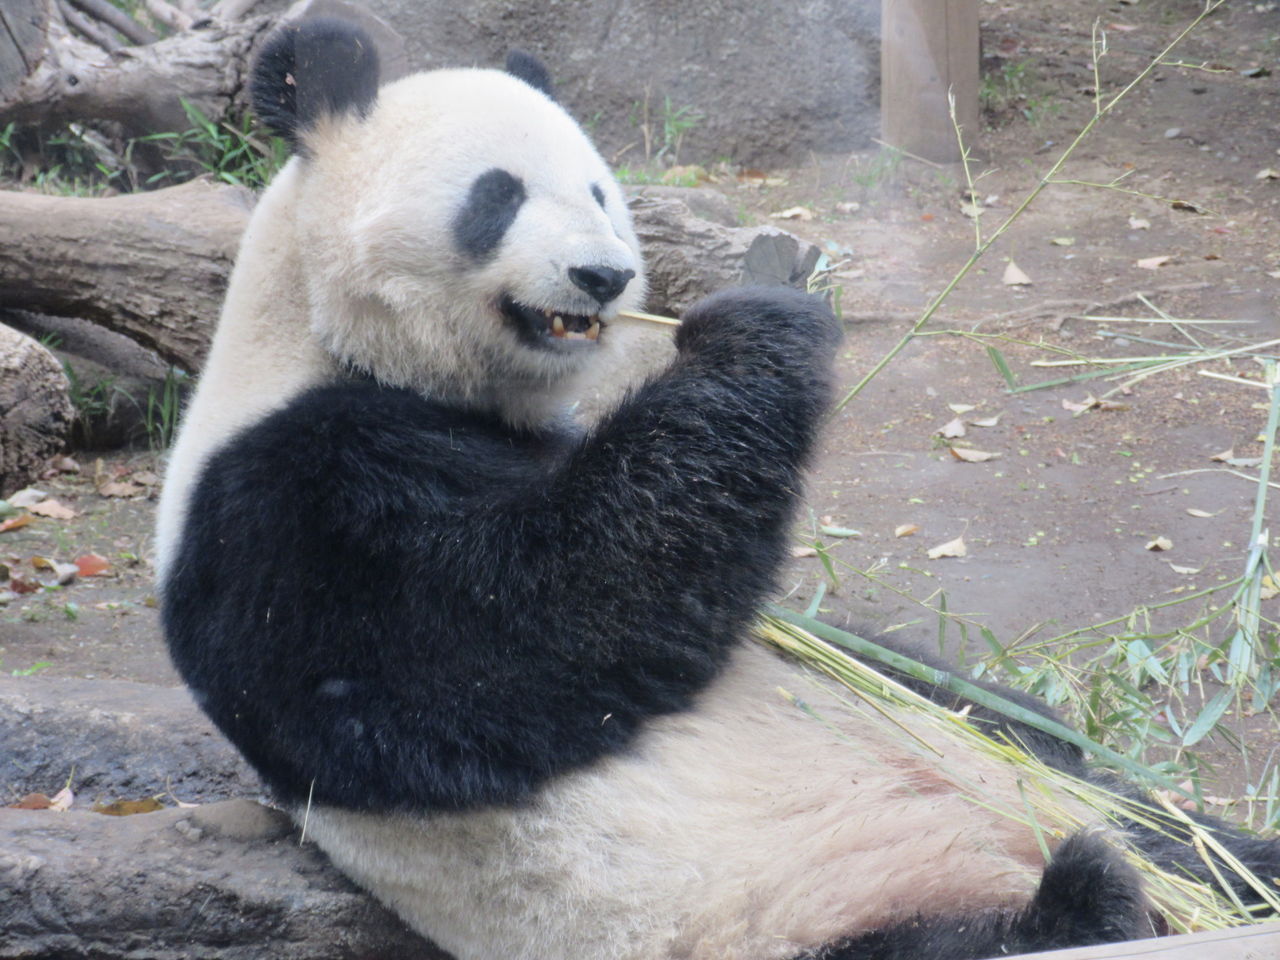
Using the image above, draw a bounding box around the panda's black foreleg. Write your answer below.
[798,833,1154,960]
[165,285,841,813]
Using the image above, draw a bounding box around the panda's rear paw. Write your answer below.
[1016,831,1154,948]
[675,286,841,365]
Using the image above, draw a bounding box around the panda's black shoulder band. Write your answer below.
[251,17,380,154]
[505,49,554,100]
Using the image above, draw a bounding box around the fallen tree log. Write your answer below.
[0,2,273,136]
[0,0,407,138]
[0,324,72,494]
[0,178,253,371]
[0,800,445,959]
[0,677,446,959]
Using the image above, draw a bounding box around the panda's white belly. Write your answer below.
[302,643,1077,960]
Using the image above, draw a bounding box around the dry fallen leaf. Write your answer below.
[98,481,143,498]
[1136,255,1173,270]
[1185,508,1217,518]
[29,499,77,520]
[769,206,814,221]
[1261,575,1279,601]
[791,546,818,559]
[9,575,39,595]
[950,447,1000,463]
[76,553,112,577]
[1210,448,1263,467]
[927,536,968,560]
[1128,216,1151,230]
[1146,537,1173,552]
[947,403,976,415]
[1002,261,1033,286]
[1256,168,1280,180]
[1169,562,1201,575]
[939,417,966,439]
[93,797,165,817]
[0,514,33,533]
[32,556,79,586]
[8,488,47,509]
[11,793,53,810]
[969,415,1001,428]
[131,470,161,486]
[894,523,920,538]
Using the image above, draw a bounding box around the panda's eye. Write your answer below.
[454,168,527,260]
[591,184,606,210]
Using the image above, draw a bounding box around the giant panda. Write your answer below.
[156,18,1280,960]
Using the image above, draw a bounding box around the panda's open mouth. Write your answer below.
[500,295,603,347]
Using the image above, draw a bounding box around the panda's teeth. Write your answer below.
[552,315,566,337]
[586,321,600,341]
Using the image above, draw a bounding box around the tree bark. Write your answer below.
[0,323,72,494]
[0,0,407,138]
[0,676,446,960]
[0,178,254,371]
[0,3,273,137]
[0,801,445,959]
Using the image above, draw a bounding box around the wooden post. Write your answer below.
[881,0,980,163]
[1002,921,1280,960]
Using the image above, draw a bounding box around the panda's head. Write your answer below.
[251,19,645,424]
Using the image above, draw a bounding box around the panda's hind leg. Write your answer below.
[1093,771,1280,912]
[799,832,1153,960]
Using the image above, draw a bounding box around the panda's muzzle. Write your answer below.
[500,295,604,346]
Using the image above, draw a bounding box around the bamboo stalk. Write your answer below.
[616,309,680,327]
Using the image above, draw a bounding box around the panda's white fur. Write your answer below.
[157,21,1207,960]
[156,67,644,576]
[302,642,1066,960]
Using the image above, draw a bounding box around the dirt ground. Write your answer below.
[3,0,1280,803]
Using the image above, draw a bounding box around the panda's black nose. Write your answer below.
[568,265,635,305]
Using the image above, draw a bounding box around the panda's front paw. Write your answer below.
[675,286,841,368]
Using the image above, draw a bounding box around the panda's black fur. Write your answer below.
[160,19,1280,960]
[250,18,380,154]
[166,288,839,812]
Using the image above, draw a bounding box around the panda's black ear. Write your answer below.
[505,50,555,100]
[252,18,380,154]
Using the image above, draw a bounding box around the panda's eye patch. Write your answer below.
[454,168,527,261]
[591,184,606,209]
